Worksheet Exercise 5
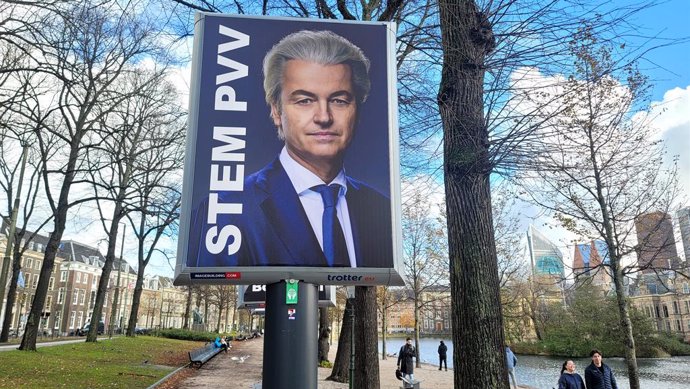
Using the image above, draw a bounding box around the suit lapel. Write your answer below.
[345,179,364,265]
[255,159,328,266]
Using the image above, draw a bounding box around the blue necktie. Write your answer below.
[312,184,350,267]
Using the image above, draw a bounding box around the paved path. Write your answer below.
[173,337,534,389]
[0,336,113,351]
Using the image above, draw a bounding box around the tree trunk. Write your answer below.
[438,1,508,388]
[183,287,192,329]
[327,298,353,383]
[381,303,387,360]
[318,306,331,362]
[612,262,640,388]
[87,205,124,342]
[414,296,421,368]
[0,249,22,342]
[126,265,146,336]
[354,286,380,389]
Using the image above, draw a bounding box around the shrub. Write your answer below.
[152,328,226,342]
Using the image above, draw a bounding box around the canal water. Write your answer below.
[380,337,690,388]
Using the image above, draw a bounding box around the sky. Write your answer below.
[50,0,690,278]
[526,0,690,269]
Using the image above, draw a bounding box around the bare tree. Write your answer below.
[376,285,404,360]
[85,68,184,341]
[12,0,165,350]
[401,184,448,367]
[513,26,679,389]
[208,285,235,332]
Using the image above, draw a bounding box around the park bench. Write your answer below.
[188,343,222,368]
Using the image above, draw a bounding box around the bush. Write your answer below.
[152,328,226,342]
[319,360,333,368]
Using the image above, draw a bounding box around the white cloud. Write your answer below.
[649,85,690,200]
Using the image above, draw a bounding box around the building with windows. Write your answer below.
[629,272,690,342]
[572,240,612,288]
[635,211,680,271]
[527,225,565,278]
[677,207,690,261]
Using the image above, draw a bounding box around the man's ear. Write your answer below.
[270,104,281,128]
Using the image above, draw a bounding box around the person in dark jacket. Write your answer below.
[584,349,618,389]
[437,340,448,371]
[558,360,586,389]
[397,337,416,384]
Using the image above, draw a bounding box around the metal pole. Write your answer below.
[0,145,29,324]
[108,224,125,337]
[262,281,318,389]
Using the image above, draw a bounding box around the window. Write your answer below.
[31,274,39,289]
[29,241,34,251]
[26,258,33,270]
[54,312,61,330]
[663,305,669,317]
[57,288,65,304]
[60,271,67,282]
[89,291,96,309]
[684,283,690,294]
[49,277,54,291]
[92,276,97,289]
[82,274,88,284]
[37,243,43,252]
[76,272,81,284]
[45,296,53,311]
[70,312,76,329]
[655,306,660,318]
[77,311,83,328]
[103,292,107,307]
[666,321,671,331]
[79,290,85,305]
[676,320,681,331]
[444,320,449,329]
[35,260,41,270]
[73,289,79,304]
[686,301,690,314]
[673,301,679,314]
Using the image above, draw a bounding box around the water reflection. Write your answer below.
[379,338,690,389]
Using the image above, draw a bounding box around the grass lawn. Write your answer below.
[0,336,202,388]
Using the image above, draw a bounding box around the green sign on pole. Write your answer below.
[286,279,298,305]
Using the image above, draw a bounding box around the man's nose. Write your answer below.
[313,101,333,126]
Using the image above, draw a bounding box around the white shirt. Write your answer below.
[279,147,357,267]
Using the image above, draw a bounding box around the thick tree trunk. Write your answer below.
[318,306,331,362]
[612,262,640,388]
[126,265,146,336]
[327,298,353,383]
[87,205,124,342]
[354,286,379,389]
[438,1,508,388]
[0,249,22,342]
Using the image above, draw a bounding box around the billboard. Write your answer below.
[238,284,336,308]
[174,13,403,286]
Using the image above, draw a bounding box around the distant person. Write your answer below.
[558,360,585,389]
[220,337,229,353]
[397,337,416,385]
[438,340,448,371]
[584,349,618,389]
[505,344,518,389]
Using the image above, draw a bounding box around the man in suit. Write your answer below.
[189,30,392,268]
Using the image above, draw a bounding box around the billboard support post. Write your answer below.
[262,280,318,389]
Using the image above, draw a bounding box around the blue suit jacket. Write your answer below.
[188,158,393,268]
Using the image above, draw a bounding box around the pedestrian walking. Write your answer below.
[505,345,518,389]
[438,340,448,371]
[397,337,416,386]
[558,360,585,389]
[584,349,618,389]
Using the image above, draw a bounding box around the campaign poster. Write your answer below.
[174,13,403,286]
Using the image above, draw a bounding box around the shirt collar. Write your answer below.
[279,147,348,195]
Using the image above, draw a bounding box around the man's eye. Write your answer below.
[331,98,351,105]
[296,98,314,105]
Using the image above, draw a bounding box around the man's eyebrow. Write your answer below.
[288,90,354,99]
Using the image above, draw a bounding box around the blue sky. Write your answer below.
[620,0,690,101]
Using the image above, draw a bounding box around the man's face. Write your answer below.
[592,353,602,366]
[271,60,357,174]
